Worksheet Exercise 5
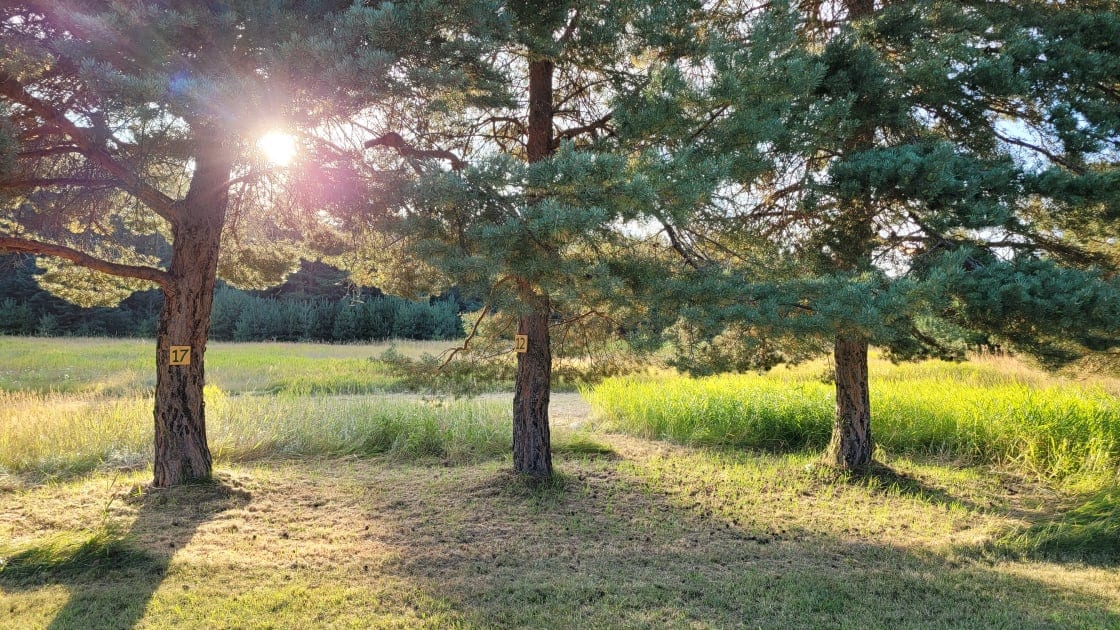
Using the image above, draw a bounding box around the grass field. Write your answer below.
[0,337,454,396]
[587,354,1120,481]
[1,337,1119,628]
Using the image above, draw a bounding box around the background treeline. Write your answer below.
[0,256,467,341]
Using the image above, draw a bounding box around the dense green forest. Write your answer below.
[0,256,466,341]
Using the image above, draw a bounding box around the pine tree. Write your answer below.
[649,0,1120,471]
[352,0,711,477]
[0,1,504,486]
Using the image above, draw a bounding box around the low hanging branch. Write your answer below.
[364,132,466,171]
[0,235,172,290]
[0,177,118,190]
[438,304,491,369]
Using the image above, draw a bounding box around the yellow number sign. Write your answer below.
[169,346,191,366]
[514,335,528,353]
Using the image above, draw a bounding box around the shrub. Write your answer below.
[0,298,35,335]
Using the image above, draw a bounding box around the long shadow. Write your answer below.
[0,477,250,630]
[361,454,1120,628]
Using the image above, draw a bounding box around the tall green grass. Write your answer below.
[587,356,1120,481]
[0,388,511,479]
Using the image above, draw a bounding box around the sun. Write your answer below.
[258,130,297,166]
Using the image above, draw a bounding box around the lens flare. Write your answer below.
[258,131,297,166]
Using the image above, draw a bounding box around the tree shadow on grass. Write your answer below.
[0,477,250,630]
[362,457,1120,628]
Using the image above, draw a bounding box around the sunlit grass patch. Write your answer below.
[0,388,514,480]
[0,391,151,478]
[0,336,153,395]
[588,355,1120,482]
[552,433,615,456]
[0,337,456,396]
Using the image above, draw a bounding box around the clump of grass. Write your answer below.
[553,432,615,455]
[0,525,155,584]
[587,375,833,451]
[873,382,1120,479]
[207,389,510,464]
[0,391,152,478]
[993,487,1120,564]
[588,356,1120,481]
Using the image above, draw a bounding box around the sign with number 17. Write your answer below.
[169,346,191,366]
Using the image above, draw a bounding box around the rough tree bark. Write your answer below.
[511,58,556,478]
[513,288,553,476]
[823,335,873,470]
[152,143,231,487]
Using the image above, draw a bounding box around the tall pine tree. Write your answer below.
[649,0,1120,470]
[356,0,710,477]
[0,1,503,485]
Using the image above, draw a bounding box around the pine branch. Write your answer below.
[0,72,181,223]
[16,146,82,158]
[364,132,466,170]
[661,220,704,269]
[0,235,172,289]
[555,113,614,142]
[0,177,118,190]
[559,8,583,45]
[992,129,1084,175]
[438,304,491,369]
[552,308,618,328]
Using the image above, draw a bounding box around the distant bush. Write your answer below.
[215,292,464,343]
[0,298,34,335]
[209,285,253,340]
[35,313,59,337]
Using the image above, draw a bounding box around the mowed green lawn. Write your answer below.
[1,336,1118,628]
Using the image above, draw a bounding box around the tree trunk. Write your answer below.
[509,58,556,478]
[513,295,552,476]
[823,335,873,471]
[820,0,878,473]
[526,59,553,163]
[151,144,230,487]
